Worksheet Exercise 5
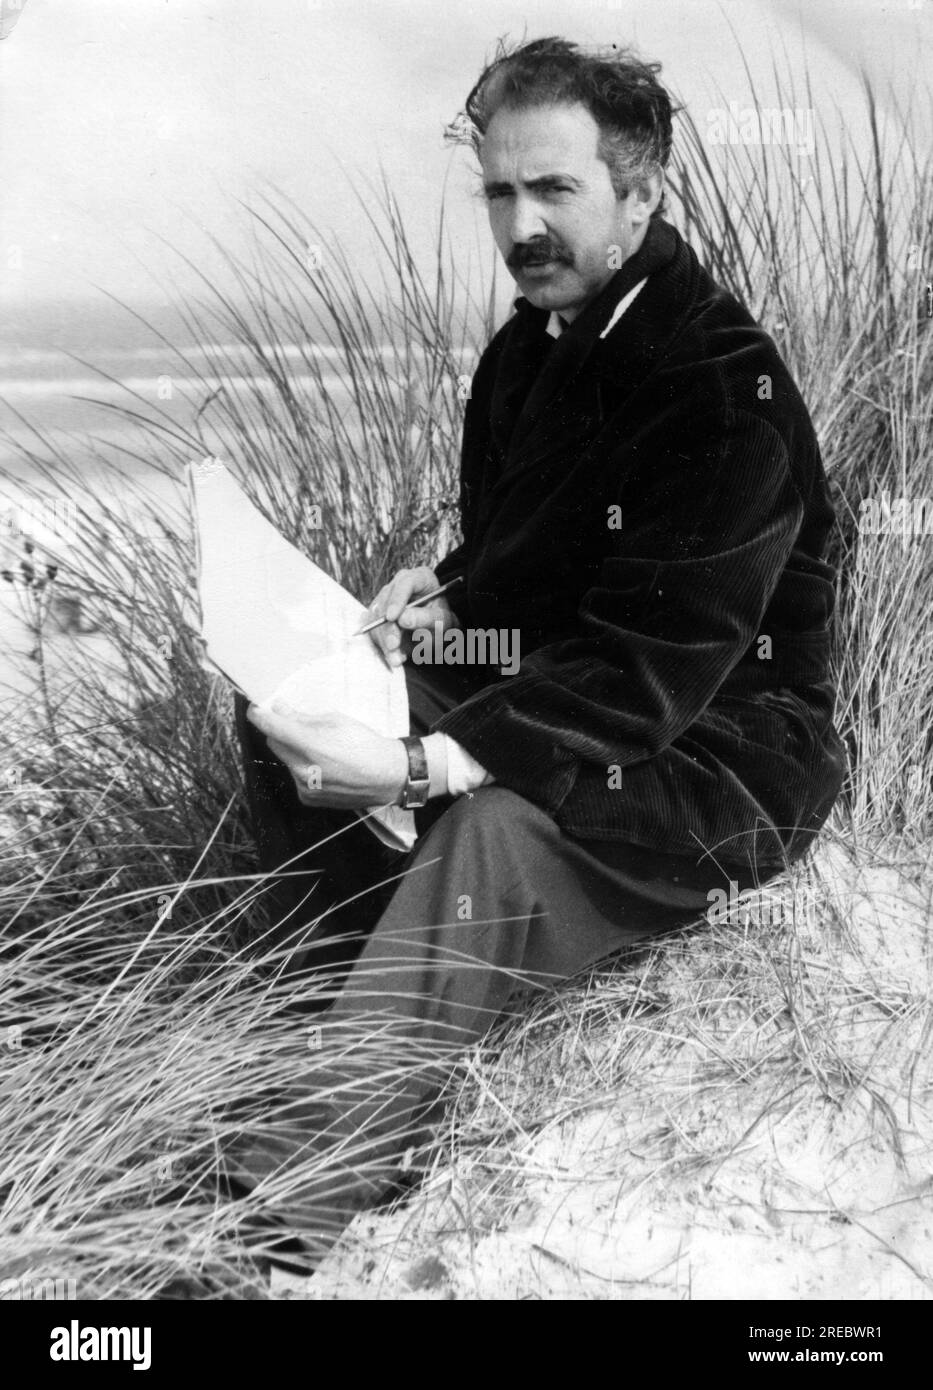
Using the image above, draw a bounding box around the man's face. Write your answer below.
[480,102,650,323]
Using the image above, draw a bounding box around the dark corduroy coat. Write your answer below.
[431,217,847,869]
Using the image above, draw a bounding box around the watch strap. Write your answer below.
[399,734,430,809]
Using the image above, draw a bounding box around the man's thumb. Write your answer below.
[399,602,445,630]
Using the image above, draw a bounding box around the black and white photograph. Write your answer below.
[0,0,930,1339]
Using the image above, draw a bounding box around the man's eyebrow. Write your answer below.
[482,173,584,194]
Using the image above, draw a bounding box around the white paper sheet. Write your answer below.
[188,458,415,851]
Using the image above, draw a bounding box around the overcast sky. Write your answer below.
[0,0,929,315]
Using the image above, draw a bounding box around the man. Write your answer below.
[230,37,846,1265]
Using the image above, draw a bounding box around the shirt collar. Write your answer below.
[539,277,649,340]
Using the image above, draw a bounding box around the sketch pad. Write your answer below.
[188,459,415,851]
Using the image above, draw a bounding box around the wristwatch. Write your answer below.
[398,734,430,809]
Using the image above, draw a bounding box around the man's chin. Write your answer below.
[513,264,575,310]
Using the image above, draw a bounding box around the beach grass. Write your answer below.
[1,69,931,1299]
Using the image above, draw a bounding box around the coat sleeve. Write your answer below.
[432,540,471,625]
[430,409,806,813]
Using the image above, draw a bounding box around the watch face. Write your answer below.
[403,781,430,809]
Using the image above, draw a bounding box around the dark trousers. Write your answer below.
[229,668,786,1253]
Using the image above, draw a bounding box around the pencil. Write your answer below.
[353,575,464,636]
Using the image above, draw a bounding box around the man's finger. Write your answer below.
[365,583,392,620]
[397,605,423,631]
[365,568,437,660]
[398,600,444,630]
[367,621,395,662]
[266,735,302,767]
[248,703,317,754]
[383,575,418,622]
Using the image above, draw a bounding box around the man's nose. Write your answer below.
[507,195,548,245]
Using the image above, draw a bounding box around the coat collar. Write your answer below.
[495,218,689,463]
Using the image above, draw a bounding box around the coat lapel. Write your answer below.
[504,218,683,463]
[487,299,555,463]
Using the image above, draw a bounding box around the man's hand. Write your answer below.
[246,703,409,809]
[364,565,459,668]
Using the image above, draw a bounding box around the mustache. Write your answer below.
[507,240,572,270]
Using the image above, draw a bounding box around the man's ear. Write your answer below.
[630,169,664,228]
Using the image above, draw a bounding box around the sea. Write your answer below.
[0,295,447,714]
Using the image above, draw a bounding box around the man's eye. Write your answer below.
[485,186,572,201]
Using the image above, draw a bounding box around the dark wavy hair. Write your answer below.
[445,36,678,217]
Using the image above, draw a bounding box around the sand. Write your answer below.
[272,840,933,1301]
